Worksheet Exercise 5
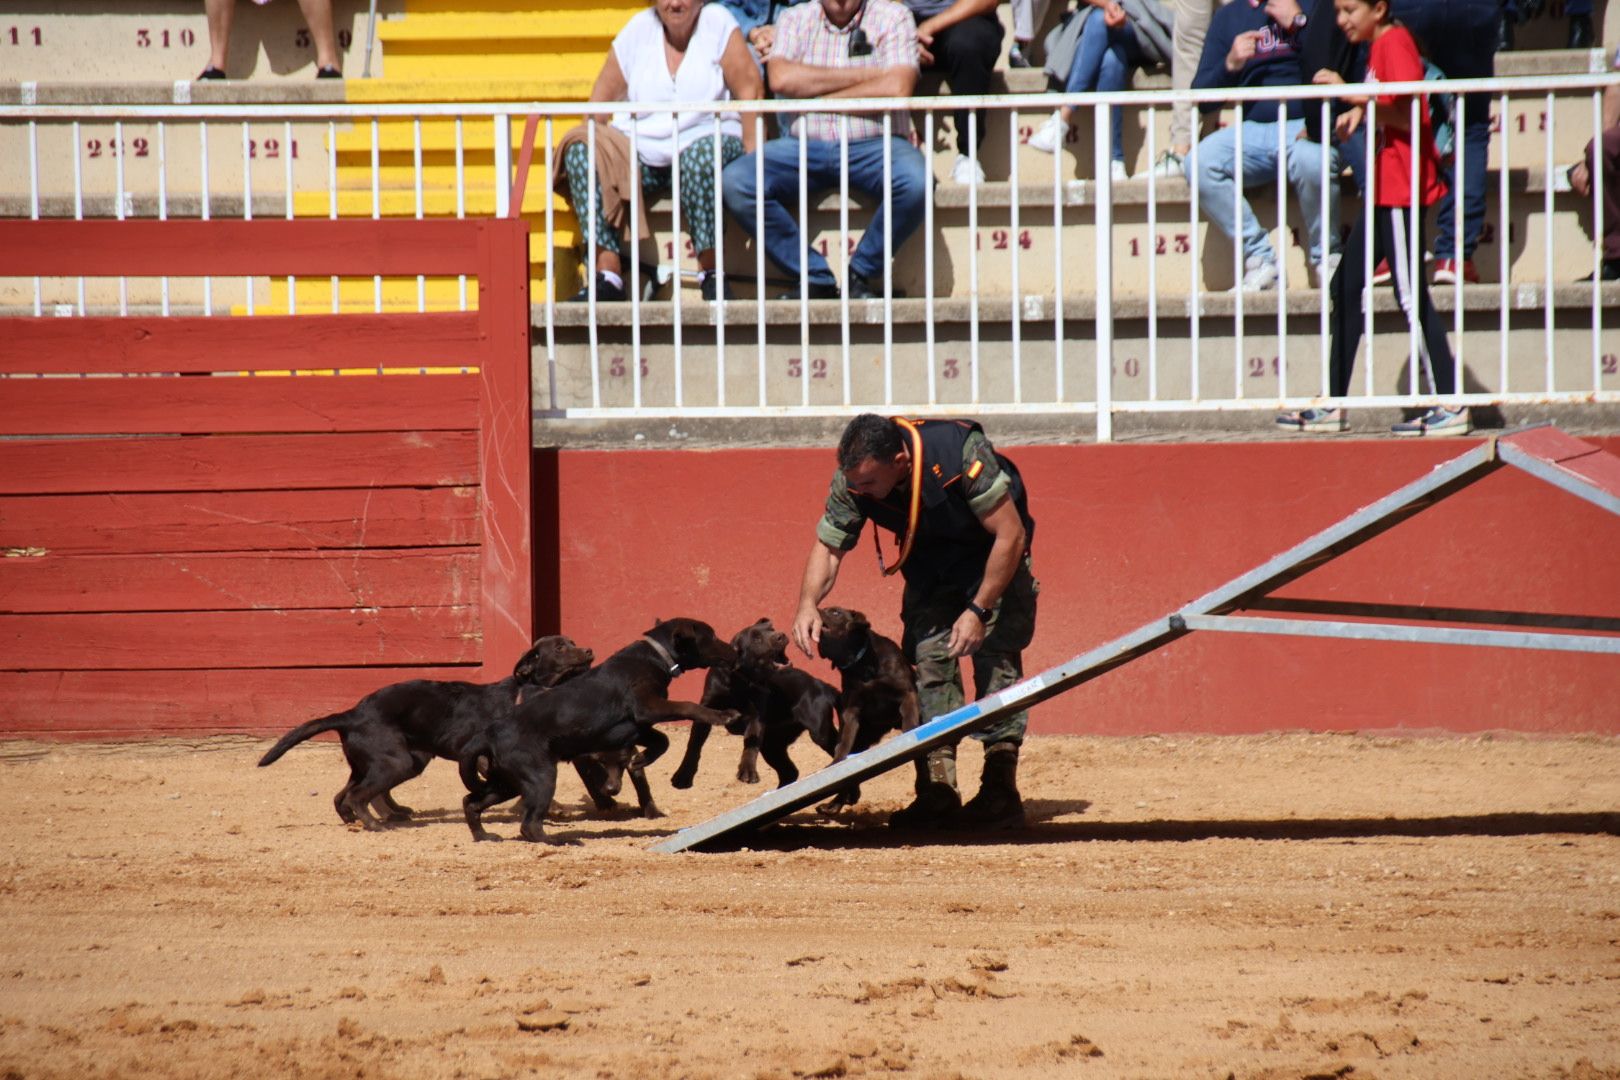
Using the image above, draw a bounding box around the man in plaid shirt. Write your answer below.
[720,0,927,300]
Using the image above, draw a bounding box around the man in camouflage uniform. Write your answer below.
[792,413,1039,829]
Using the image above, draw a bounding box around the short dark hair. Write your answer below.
[837,413,903,471]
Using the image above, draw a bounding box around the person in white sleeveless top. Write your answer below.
[555,0,764,302]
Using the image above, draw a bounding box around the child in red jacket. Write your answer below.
[1278,0,1469,436]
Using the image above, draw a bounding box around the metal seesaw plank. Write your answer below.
[1178,613,1620,655]
[649,615,1184,853]
[1498,428,1620,517]
[653,434,1615,854]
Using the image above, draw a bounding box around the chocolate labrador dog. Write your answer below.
[671,617,841,791]
[259,635,595,828]
[459,617,740,843]
[813,606,921,813]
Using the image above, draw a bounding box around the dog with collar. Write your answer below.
[459,617,740,843]
[259,635,595,828]
[813,606,921,812]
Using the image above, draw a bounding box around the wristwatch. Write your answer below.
[1290,12,1308,32]
[965,601,991,623]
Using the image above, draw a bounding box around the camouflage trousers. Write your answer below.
[901,553,1040,746]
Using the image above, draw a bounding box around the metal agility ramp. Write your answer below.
[652,425,1620,853]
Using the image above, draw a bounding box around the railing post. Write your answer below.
[493,112,511,219]
[1094,101,1114,443]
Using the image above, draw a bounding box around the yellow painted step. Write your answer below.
[377,10,636,42]
[289,188,580,221]
[378,52,605,83]
[332,117,591,154]
[345,77,595,103]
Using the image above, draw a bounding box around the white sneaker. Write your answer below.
[1149,149,1186,179]
[1317,251,1342,285]
[951,153,986,185]
[1234,253,1279,292]
[1027,114,1066,155]
[1109,159,1129,183]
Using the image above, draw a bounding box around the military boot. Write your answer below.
[889,744,961,829]
[956,741,1026,829]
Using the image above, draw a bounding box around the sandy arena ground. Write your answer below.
[1,731,1617,1080]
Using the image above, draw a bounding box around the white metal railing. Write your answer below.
[3,72,1617,437]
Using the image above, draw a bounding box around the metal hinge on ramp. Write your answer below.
[652,425,1620,854]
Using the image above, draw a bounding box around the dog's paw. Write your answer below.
[640,805,667,820]
[669,770,696,790]
[814,796,849,815]
[737,767,761,784]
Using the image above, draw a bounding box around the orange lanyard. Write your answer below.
[872,417,924,577]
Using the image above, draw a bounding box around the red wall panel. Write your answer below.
[544,436,1620,735]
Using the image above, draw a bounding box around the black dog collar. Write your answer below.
[641,635,683,677]
[830,639,870,672]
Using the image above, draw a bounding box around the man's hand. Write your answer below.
[1569,159,1591,197]
[1312,68,1344,85]
[1226,30,1260,73]
[915,26,937,66]
[1102,1,1127,29]
[792,605,823,659]
[1334,104,1364,141]
[946,609,987,659]
[748,23,776,59]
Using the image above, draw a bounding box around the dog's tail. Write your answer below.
[257,711,354,767]
[458,735,491,793]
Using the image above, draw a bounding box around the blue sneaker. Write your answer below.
[1392,406,1471,437]
[1276,407,1346,433]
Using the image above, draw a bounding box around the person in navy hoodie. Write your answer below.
[1185,0,1342,290]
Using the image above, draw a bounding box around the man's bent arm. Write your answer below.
[971,496,1026,613]
[766,56,876,98]
[793,540,847,657]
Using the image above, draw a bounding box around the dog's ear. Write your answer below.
[848,608,870,630]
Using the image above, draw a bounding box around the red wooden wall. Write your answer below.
[0,219,533,737]
[537,436,1620,736]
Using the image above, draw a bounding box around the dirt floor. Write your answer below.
[1,731,1617,1080]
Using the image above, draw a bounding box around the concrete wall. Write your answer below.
[535,435,1620,736]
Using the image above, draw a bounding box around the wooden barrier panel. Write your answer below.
[0,217,533,738]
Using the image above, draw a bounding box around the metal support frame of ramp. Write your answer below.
[652,426,1620,853]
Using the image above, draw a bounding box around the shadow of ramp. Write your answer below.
[683,809,1620,852]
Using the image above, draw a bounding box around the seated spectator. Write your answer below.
[1391,0,1499,285]
[1185,0,1340,290]
[1028,0,1173,179]
[904,0,1005,183]
[721,0,926,300]
[1564,48,1620,281]
[1153,0,1219,178]
[553,0,763,303]
[199,0,342,79]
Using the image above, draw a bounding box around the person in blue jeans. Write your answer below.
[721,0,928,300]
[1186,0,1341,291]
[1390,0,1500,284]
[1026,0,1147,179]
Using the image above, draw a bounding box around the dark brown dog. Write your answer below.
[813,606,921,812]
[259,635,595,828]
[671,617,841,791]
[459,617,740,843]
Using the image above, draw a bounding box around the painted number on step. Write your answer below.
[1017,125,1081,146]
[6,26,42,45]
[975,229,1033,251]
[85,138,151,159]
[663,239,697,260]
[1128,234,1191,257]
[786,357,828,379]
[814,237,858,257]
[296,28,353,49]
[1247,356,1281,379]
[1112,358,1142,378]
[608,356,650,378]
[1603,354,1618,376]
[247,138,300,159]
[136,28,197,47]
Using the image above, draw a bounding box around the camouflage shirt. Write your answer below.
[816,429,1013,552]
